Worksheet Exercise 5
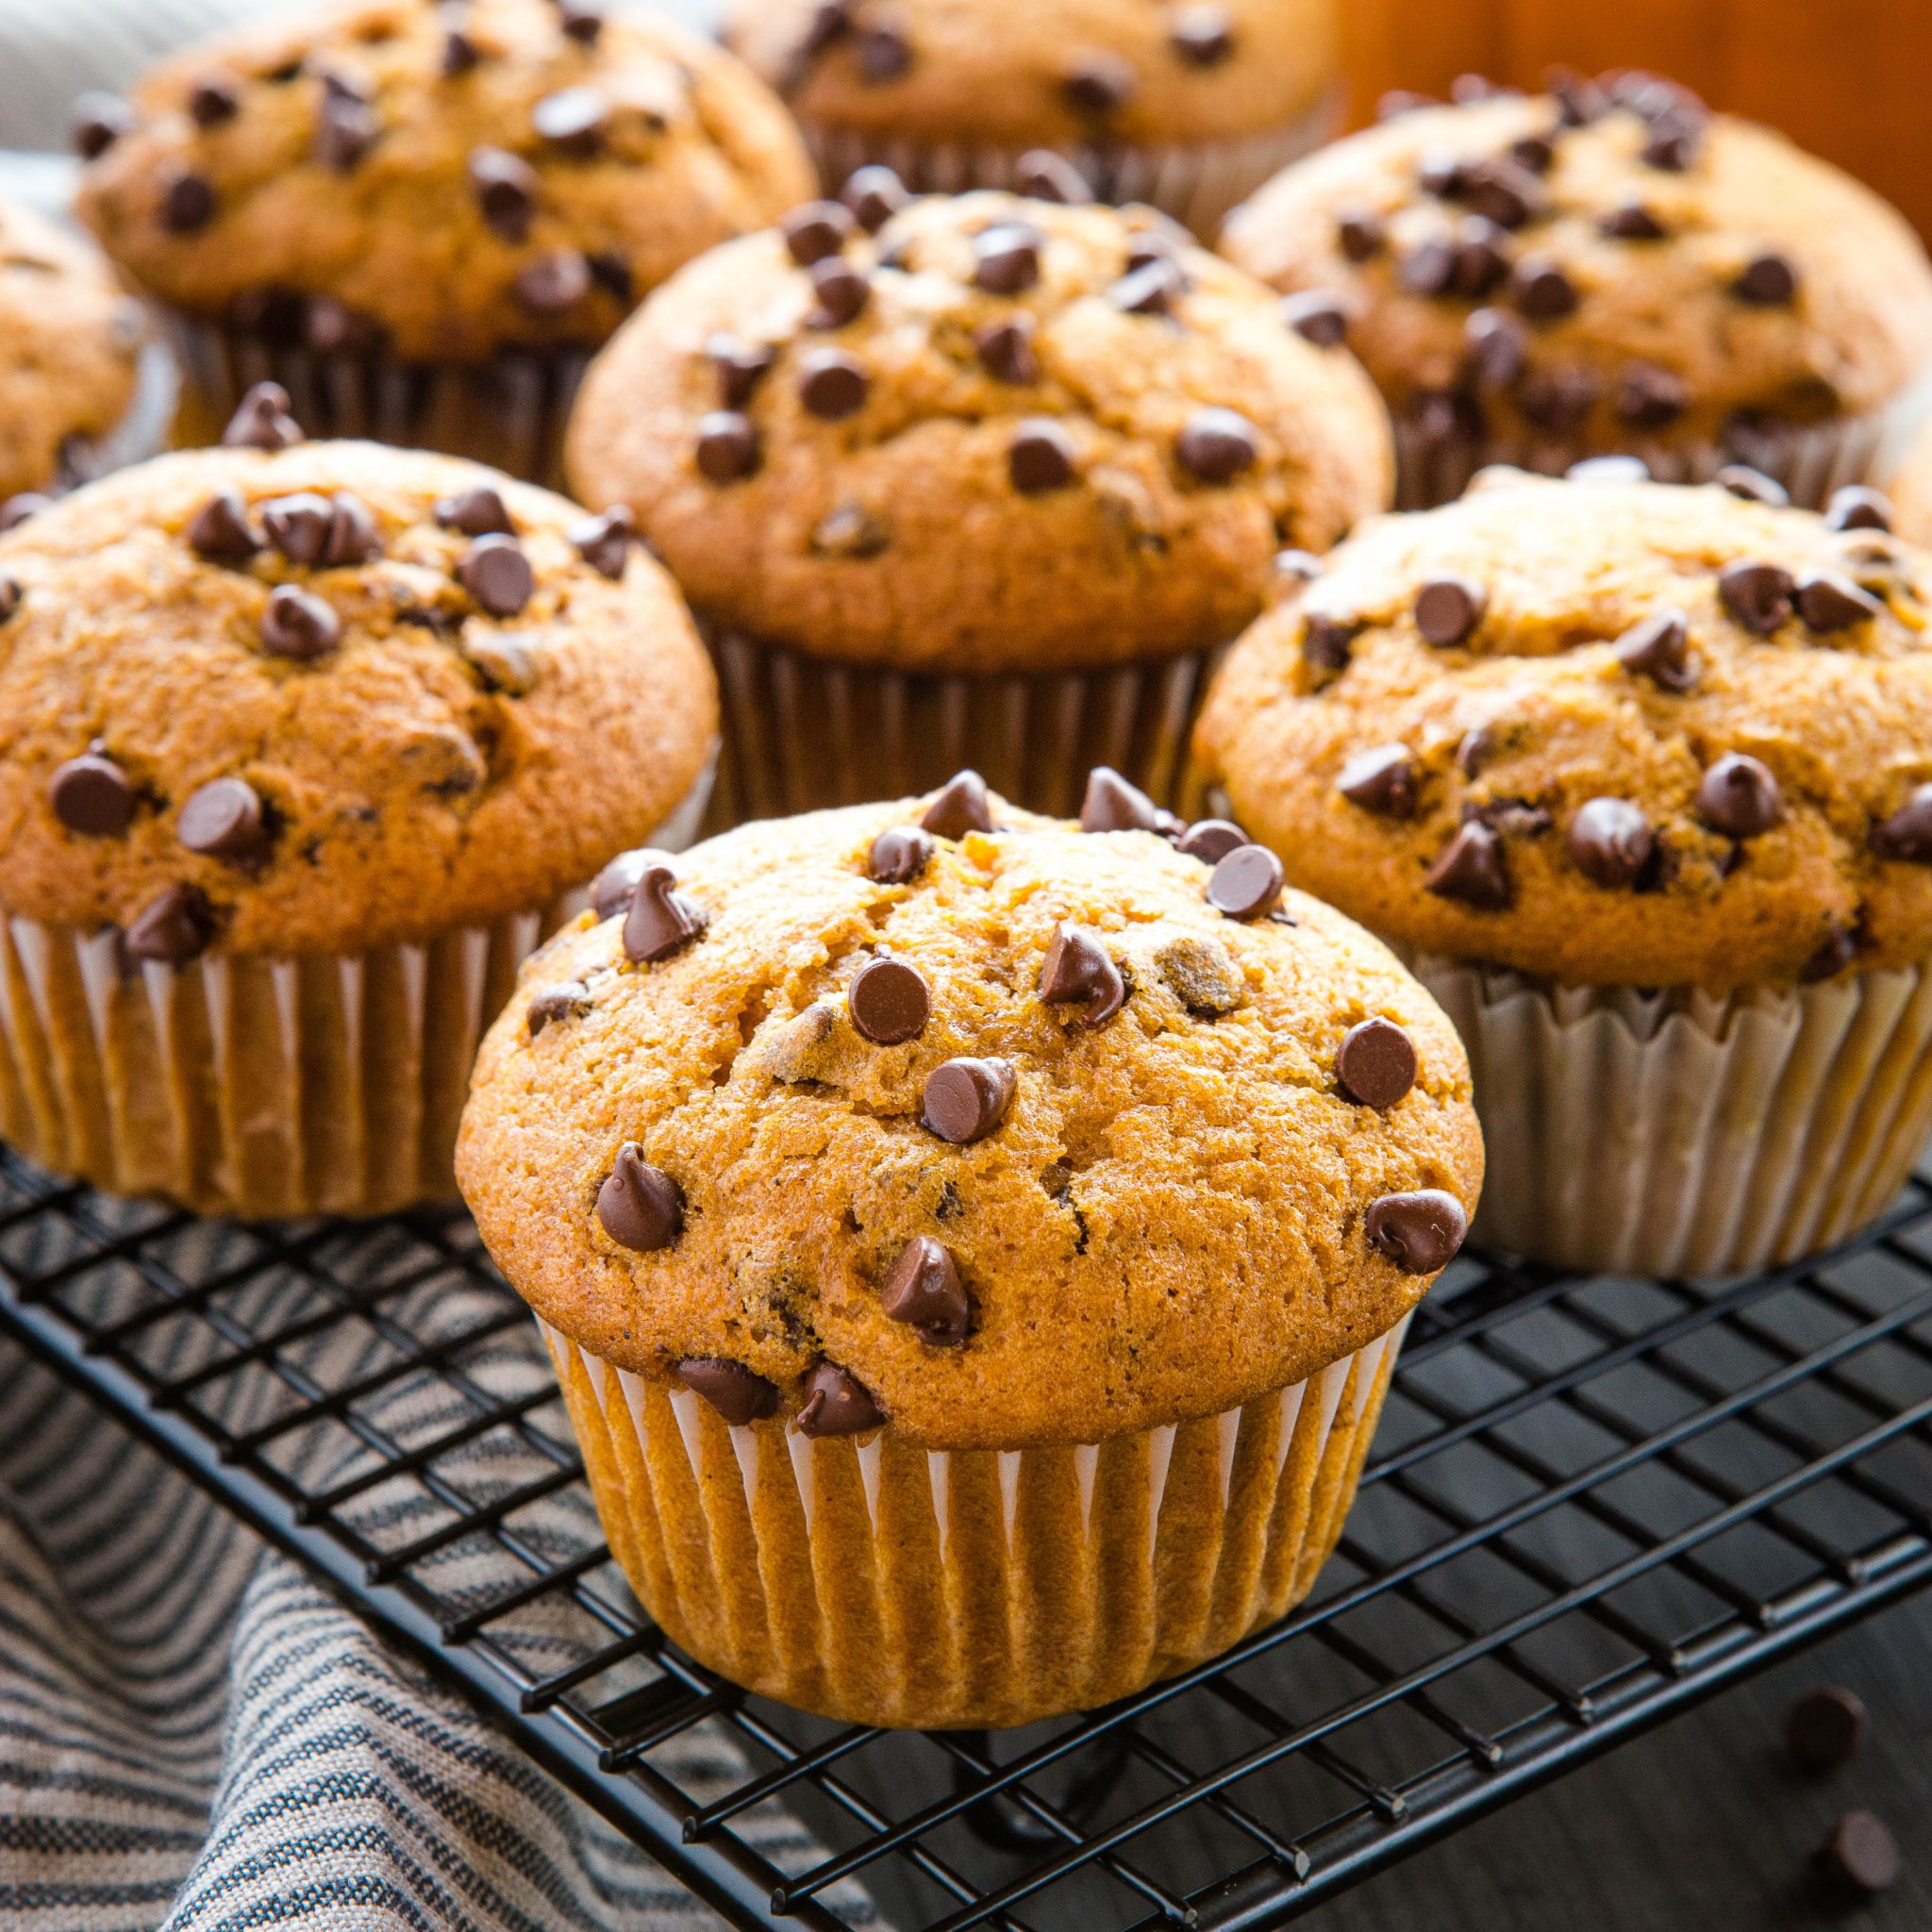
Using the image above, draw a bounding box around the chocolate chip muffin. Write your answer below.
[1192,464,1932,1274]
[567,177,1391,818]
[1220,73,1932,508]
[1884,420,1932,551]
[458,774,1480,1726]
[726,0,1339,235]
[73,0,815,484]
[0,386,716,1218]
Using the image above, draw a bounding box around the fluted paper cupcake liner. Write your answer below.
[53,337,177,492]
[537,1310,1407,1730]
[1411,952,1932,1278]
[799,91,1340,239]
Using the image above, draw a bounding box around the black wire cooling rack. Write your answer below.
[3,1140,1931,1931]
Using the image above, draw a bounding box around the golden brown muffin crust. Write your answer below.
[567,189,1391,674]
[74,0,815,363]
[1193,470,1932,992]
[457,794,1482,1450]
[0,438,716,957]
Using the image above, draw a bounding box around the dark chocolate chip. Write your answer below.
[1365,1189,1468,1273]
[1337,743,1417,817]
[811,503,887,558]
[1803,925,1858,981]
[189,75,242,127]
[158,167,216,231]
[1080,766,1165,833]
[1425,820,1509,908]
[1641,113,1702,171]
[1302,613,1359,675]
[922,770,993,839]
[187,486,259,561]
[1009,419,1076,492]
[314,90,376,171]
[1814,1812,1901,1895]
[596,1144,682,1251]
[808,256,871,327]
[322,491,380,565]
[458,533,534,617]
[1064,50,1135,113]
[880,1235,970,1343]
[49,753,134,837]
[695,410,761,482]
[74,92,134,159]
[590,846,670,918]
[441,13,481,76]
[1796,570,1882,633]
[1415,575,1488,646]
[435,485,513,539]
[1337,1016,1418,1108]
[1014,148,1092,204]
[1177,819,1248,864]
[1109,258,1184,315]
[1733,250,1798,306]
[1697,752,1783,838]
[513,248,591,312]
[676,1356,779,1424]
[1715,463,1788,506]
[259,584,341,658]
[1598,199,1666,240]
[570,505,633,578]
[868,824,935,882]
[224,381,303,451]
[469,146,538,241]
[625,863,708,962]
[974,221,1042,294]
[1416,146,1464,198]
[856,21,911,82]
[177,775,270,864]
[923,1056,1017,1142]
[1398,236,1457,298]
[1510,254,1577,321]
[533,84,608,154]
[1207,842,1284,920]
[1784,1686,1868,1772]
[525,979,591,1035]
[1281,290,1348,347]
[558,0,603,45]
[708,332,776,407]
[1040,924,1124,1026]
[1170,4,1233,63]
[849,954,930,1043]
[1613,607,1694,690]
[1568,796,1653,887]
[1518,364,1600,433]
[1176,408,1258,483]
[1718,559,1795,634]
[260,491,336,565]
[782,199,856,266]
[1463,307,1527,391]
[796,1360,885,1436]
[841,163,908,232]
[798,347,869,418]
[1824,485,1891,533]
[1460,156,1546,228]
[1452,220,1512,298]
[125,884,215,964]
[1508,131,1556,174]
[1872,783,1932,861]
[1615,361,1688,428]
[974,315,1039,384]
[1551,71,1607,125]
[1337,208,1385,261]
[0,574,21,624]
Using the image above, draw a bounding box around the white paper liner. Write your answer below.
[799,89,1340,239]
[709,624,1223,820]
[536,1310,1409,1730]
[1411,952,1932,1278]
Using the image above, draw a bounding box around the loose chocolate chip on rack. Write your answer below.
[1171,3,1234,62]
[525,980,591,1036]
[1509,255,1577,321]
[514,249,591,312]
[1366,1189,1468,1273]
[922,770,994,839]
[1870,784,1932,861]
[1110,258,1183,315]
[625,863,708,963]
[1715,463,1788,507]
[596,1144,683,1251]
[1463,308,1526,391]
[1814,1812,1901,1895]
[1337,743,1417,817]
[1415,575,1488,645]
[974,222,1042,294]
[458,533,534,617]
[849,955,931,1043]
[783,199,857,268]
[808,256,871,327]
[1009,419,1076,492]
[880,1236,971,1344]
[1177,819,1248,865]
[1015,148,1092,204]
[260,584,341,658]
[1599,200,1666,240]
[1040,924,1125,1026]
[1337,1017,1417,1108]
[570,506,633,578]
[533,85,608,155]
[1733,250,1799,306]
[1697,753,1783,838]
[590,845,671,918]
[74,92,133,158]
[1206,843,1284,920]
[798,347,869,419]
[189,75,241,126]
[695,410,761,481]
[1176,408,1258,483]
[1615,362,1687,428]
[924,1057,1017,1142]
[1080,766,1166,833]
[676,1357,779,1424]
[125,884,215,964]
[1824,485,1891,533]
[975,315,1039,384]
[1281,290,1348,347]
[1613,608,1695,690]
[1337,208,1386,261]
[1718,559,1795,634]
[797,1360,886,1436]
[1064,51,1136,113]
[1425,821,1509,908]
[1568,797,1653,887]
[49,752,134,837]
[1784,1686,1868,1772]
[223,381,303,450]
[178,777,270,864]
[842,163,908,232]
[315,90,376,172]
[1796,570,1882,633]
[470,147,538,241]
[868,824,935,882]
[159,167,216,231]
[186,486,259,561]
[857,21,911,82]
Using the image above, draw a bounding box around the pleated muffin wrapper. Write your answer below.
[536,1308,1409,1730]
[798,90,1340,240]
[0,758,713,1220]
[1409,950,1932,1279]
[51,337,178,493]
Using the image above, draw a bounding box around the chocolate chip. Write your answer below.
[974,315,1038,384]
[1510,254,1577,321]
[1425,821,1509,908]
[1109,258,1183,315]
[922,769,993,839]
[1803,925,1858,981]
[974,222,1042,295]
[1613,607,1694,690]
[841,163,908,232]
[1715,463,1787,506]
[1464,307,1527,391]
[1207,842,1284,920]
[259,584,340,658]
[808,256,871,327]
[1461,157,1546,228]
[469,146,538,241]
[1014,149,1092,204]
[1598,199,1666,240]
[1552,71,1607,125]
[1416,147,1464,199]
[1718,559,1795,634]
[695,410,761,482]
[158,167,216,231]
[177,775,270,864]
[1641,113,1702,170]
[49,753,134,837]
[1397,236,1457,298]
[625,862,708,962]
[125,884,214,965]
[458,533,534,617]
[185,487,258,562]
[533,85,608,154]
[1176,408,1258,484]
[705,333,775,409]
[596,1144,682,1251]
[1568,797,1652,887]
[797,347,869,419]
[1040,924,1125,1026]
[780,204,853,274]
[1796,570,1882,633]
[1415,575,1488,647]
[1784,1687,1868,1772]
[1452,220,1511,298]
[525,979,591,1036]
[1365,1189,1468,1272]
[315,91,376,171]
[1171,4,1233,62]
[1337,743,1417,817]
[1571,455,1653,483]
[1871,783,1932,861]
[1064,51,1135,113]
[558,0,603,44]
[0,575,21,624]
[224,382,303,451]
[1337,209,1385,261]
[570,505,633,578]
[923,1056,1016,1142]
[1302,614,1359,675]
[322,492,380,565]
[1337,1017,1417,1108]
[1177,819,1248,865]
[259,491,335,565]
[514,249,591,312]
[868,824,934,881]
[1697,752,1783,838]
[590,845,670,918]
[1615,361,1688,427]
[189,75,241,126]
[436,484,514,537]
[1825,485,1892,534]
[849,955,930,1043]
[794,0,851,63]
[796,1360,885,1436]
[1281,290,1347,347]
[441,14,481,76]
[1814,1812,1900,1895]
[856,21,911,81]
[1508,131,1556,174]
[1009,419,1076,492]
[1518,364,1599,432]
[880,1235,970,1343]
[1080,766,1166,833]
[74,92,133,158]
[676,1357,778,1424]
[1733,250,1798,306]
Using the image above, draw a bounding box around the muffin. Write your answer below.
[1191,464,1932,1276]
[457,781,1481,1727]
[0,195,169,508]
[1219,73,1932,508]
[725,0,1340,236]
[567,180,1391,819]
[0,386,716,1218]
[72,0,815,487]
[1886,422,1932,548]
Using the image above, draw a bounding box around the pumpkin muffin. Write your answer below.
[458,778,1481,1727]
[725,0,1340,236]
[0,385,716,1218]
[1220,73,1932,507]
[73,0,814,485]
[567,178,1391,817]
[1192,464,1932,1274]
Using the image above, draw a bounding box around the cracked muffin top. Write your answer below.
[564,182,1392,674]
[1192,467,1932,993]
[72,0,814,364]
[725,0,1338,151]
[1219,75,1932,468]
[0,387,716,959]
[0,198,146,505]
[457,775,1482,1450]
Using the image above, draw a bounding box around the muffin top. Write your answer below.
[1193,467,1932,993]
[726,0,1337,149]
[72,0,815,364]
[566,183,1391,674]
[0,197,145,504]
[0,390,716,959]
[458,781,1481,1450]
[1219,75,1932,465]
